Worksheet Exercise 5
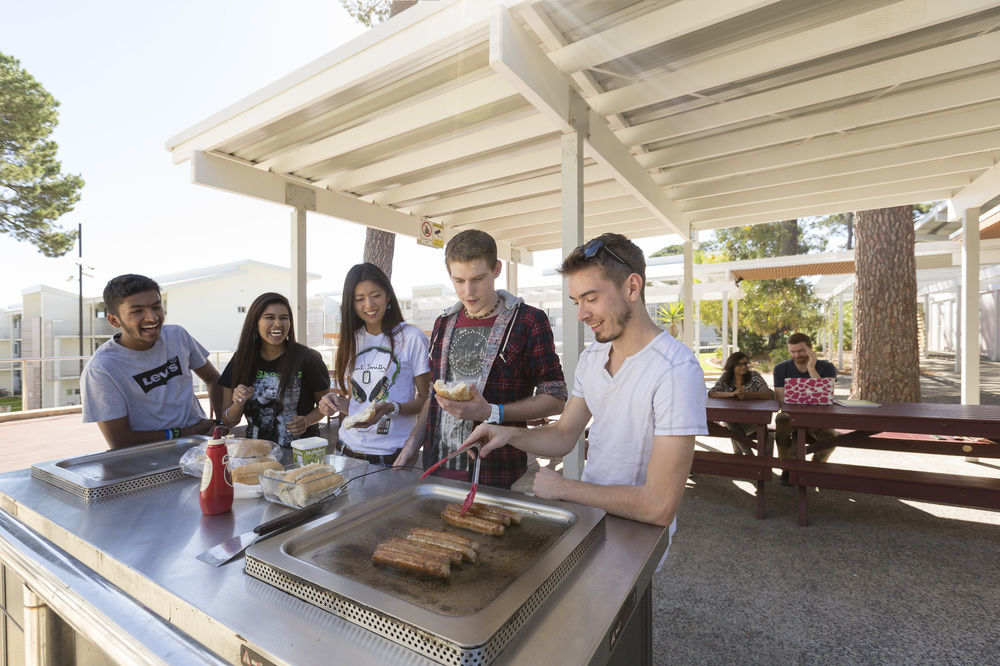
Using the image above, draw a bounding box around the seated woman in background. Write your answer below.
[319,263,431,466]
[219,292,331,451]
[708,351,774,455]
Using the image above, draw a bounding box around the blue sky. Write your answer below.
[1,0,678,309]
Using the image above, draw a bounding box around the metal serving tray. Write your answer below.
[31,436,209,502]
[246,481,605,665]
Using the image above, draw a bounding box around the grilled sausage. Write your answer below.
[477,503,522,524]
[445,503,511,526]
[386,537,462,565]
[410,528,481,553]
[441,507,505,535]
[407,532,477,562]
[372,544,450,578]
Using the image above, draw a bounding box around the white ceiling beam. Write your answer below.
[948,162,1000,219]
[692,189,958,231]
[547,0,782,73]
[659,103,1000,186]
[192,151,422,237]
[591,0,999,115]
[409,164,611,217]
[167,0,507,164]
[315,113,553,192]
[639,72,1000,169]
[488,6,688,236]
[667,136,1000,198]
[490,208,654,242]
[679,164,983,213]
[445,185,630,228]
[689,176,965,223]
[264,76,518,174]
[369,144,559,206]
[523,220,669,252]
[462,201,650,237]
[616,31,1000,147]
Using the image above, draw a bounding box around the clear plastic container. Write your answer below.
[260,455,369,508]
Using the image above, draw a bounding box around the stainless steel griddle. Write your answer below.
[30,436,208,502]
[246,480,605,665]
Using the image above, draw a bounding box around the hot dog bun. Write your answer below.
[264,463,346,507]
[341,403,377,429]
[433,380,473,401]
[230,459,283,485]
[226,438,274,459]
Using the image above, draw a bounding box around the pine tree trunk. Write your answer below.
[780,219,799,256]
[364,227,395,279]
[852,205,920,402]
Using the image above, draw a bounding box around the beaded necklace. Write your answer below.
[464,296,500,320]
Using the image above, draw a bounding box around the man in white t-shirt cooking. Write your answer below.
[464,234,705,557]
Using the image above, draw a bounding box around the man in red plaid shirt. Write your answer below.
[395,230,566,488]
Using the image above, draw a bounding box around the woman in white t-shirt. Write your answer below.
[319,263,431,465]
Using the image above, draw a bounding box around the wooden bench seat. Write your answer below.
[783,458,1000,525]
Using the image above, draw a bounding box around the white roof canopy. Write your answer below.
[167,0,1000,264]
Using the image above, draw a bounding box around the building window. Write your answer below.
[237,306,246,313]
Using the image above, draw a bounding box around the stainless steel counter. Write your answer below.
[0,466,668,664]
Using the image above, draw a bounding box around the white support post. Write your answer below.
[721,291,729,360]
[683,238,694,351]
[922,294,931,359]
[954,286,962,374]
[506,260,518,297]
[560,105,587,481]
[694,300,701,355]
[961,206,981,406]
[837,293,845,369]
[290,207,307,335]
[731,295,738,352]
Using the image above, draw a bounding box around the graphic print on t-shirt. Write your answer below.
[349,346,400,434]
[435,322,490,471]
[132,356,182,393]
[246,370,302,447]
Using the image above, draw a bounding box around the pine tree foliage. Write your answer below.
[1,52,84,257]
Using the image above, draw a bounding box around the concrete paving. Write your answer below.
[651,355,1000,665]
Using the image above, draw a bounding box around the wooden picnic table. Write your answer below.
[784,401,1000,526]
[696,398,780,519]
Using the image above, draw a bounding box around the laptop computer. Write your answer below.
[782,377,835,405]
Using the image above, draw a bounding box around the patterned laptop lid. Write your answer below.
[783,377,835,405]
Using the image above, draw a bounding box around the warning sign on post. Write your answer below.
[417,217,443,249]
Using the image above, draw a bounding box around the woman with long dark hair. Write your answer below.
[319,263,430,466]
[708,351,774,454]
[219,292,331,449]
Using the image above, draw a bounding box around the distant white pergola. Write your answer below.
[168,0,1000,476]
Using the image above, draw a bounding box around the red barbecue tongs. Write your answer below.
[420,442,481,516]
[419,440,477,480]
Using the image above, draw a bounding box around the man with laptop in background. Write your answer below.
[773,332,838,485]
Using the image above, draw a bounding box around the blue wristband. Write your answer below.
[498,404,504,424]
[165,429,172,440]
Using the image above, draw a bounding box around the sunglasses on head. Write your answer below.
[581,239,635,274]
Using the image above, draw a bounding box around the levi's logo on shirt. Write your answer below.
[132,356,182,393]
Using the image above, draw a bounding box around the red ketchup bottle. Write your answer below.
[200,435,233,515]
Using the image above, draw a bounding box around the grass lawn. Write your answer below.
[0,396,22,413]
[697,352,721,374]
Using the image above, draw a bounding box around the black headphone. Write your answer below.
[350,345,401,404]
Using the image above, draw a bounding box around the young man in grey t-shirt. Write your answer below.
[80,274,222,449]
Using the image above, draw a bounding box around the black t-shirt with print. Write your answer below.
[220,347,329,447]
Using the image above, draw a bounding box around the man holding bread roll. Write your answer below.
[395,230,567,489]
[463,234,705,562]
